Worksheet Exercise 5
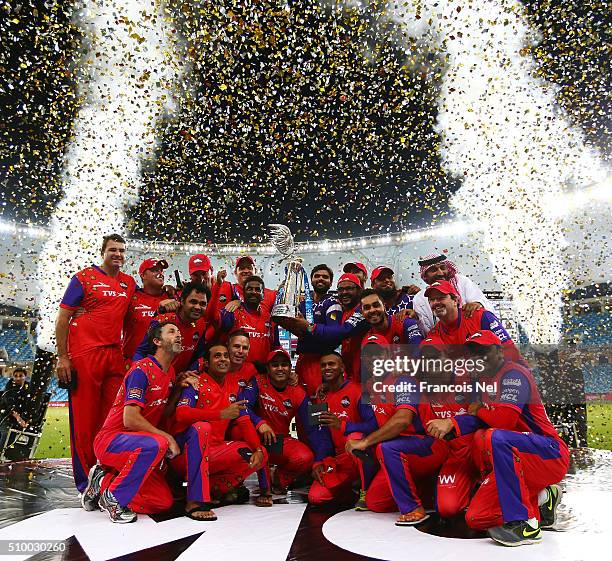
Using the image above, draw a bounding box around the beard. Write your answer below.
[313,283,329,295]
[375,286,396,299]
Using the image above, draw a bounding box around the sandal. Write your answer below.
[185,503,218,521]
[395,509,429,526]
[255,493,274,507]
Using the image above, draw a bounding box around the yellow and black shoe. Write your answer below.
[539,484,563,529]
[488,520,542,546]
[354,490,369,511]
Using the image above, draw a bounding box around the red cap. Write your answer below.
[139,258,169,276]
[343,262,368,277]
[189,254,212,275]
[267,348,291,363]
[361,334,389,349]
[371,266,394,282]
[337,273,362,287]
[465,331,502,346]
[235,255,255,270]
[424,280,459,298]
[420,335,445,352]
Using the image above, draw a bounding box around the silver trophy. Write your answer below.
[268,224,309,319]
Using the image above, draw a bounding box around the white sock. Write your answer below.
[538,488,549,506]
[527,517,539,528]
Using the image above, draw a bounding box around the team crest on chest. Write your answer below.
[341,396,350,407]
[282,399,292,408]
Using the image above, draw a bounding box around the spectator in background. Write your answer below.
[1,368,32,456]
[0,347,8,363]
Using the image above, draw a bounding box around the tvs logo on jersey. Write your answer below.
[283,399,292,408]
[341,396,351,407]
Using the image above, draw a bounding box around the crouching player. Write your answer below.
[173,343,271,506]
[427,331,569,546]
[84,321,216,523]
[347,338,477,525]
[239,349,319,494]
[308,352,376,505]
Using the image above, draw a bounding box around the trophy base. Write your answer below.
[271,304,298,319]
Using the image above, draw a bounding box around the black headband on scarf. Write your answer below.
[418,254,448,267]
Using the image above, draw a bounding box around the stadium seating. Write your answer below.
[0,327,35,361]
[564,311,611,346]
[46,377,69,402]
[583,364,611,394]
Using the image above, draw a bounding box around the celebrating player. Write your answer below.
[342,262,368,287]
[122,258,171,364]
[308,352,376,505]
[55,234,136,493]
[412,253,496,333]
[427,331,569,546]
[240,349,323,494]
[133,281,209,374]
[85,321,216,523]
[174,343,272,507]
[370,266,414,314]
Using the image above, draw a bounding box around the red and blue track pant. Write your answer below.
[94,421,211,514]
[265,436,314,489]
[466,428,569,530]
[69,346,126,492]
[377,435,449,514]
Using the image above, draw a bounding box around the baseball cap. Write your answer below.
[235,255,255,270]
[424,280,459,298]
[371,266,394,282]
[343,262,368,277]
[337,273,362,287]
[139,258,169,276]
[267,348,291,363]
[465,331,502,346]
[188,254,212,275]
[361,334,389,349]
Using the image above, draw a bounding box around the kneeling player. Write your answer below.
[308,352,376,505]
[240,349,327,493]
[85,322,215,523]
[428,331,569,546]
[173,344,271,506]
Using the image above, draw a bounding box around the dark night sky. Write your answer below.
[0,0,609,243]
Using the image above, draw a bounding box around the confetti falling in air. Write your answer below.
[35,0,183,352]
[388,0,608,344]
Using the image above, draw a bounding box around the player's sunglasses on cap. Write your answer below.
[235,255,255,270]
[267,348,291,363]
[343,262,368,277]
[139,258,169,276]
[424,280,459,298]
[188,254,212,275]
[465,331,502,355]
[371,266,394,281]
[337,273,362,288]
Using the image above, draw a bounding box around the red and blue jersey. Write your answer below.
[122,288,167,361]
[174,369,260,448]
[206,280,277,323]
[312,380,375,455]
[240,373,308,435]
[60,265,136,358]
[219,305,280,363]
[452,360,562,442]
[98,355,175,436]
[133,312,207,374]
[427,309,520,361]
[365,316,423,346]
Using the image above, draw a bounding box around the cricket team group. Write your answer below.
[53,233,569,547]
